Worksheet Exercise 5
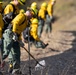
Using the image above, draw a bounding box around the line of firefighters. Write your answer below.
[0,0,56,75]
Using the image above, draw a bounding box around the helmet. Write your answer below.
[19,9,25,13]
[18,0,26,5]
[31,2,37,9]
[32,18,38,24]
[41,2,47,8]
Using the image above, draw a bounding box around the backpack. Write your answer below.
[2,3,16,33]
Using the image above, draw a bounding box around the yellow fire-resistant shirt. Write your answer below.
[38,6,47,20]
[30,18,40,41]
[12,13,28,40]
[3,1,20,39]
[47,2,53,16]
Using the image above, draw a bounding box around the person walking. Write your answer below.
[31,18,48,48]
[38,2,47,38]
[23,2,39,46]
[2,0,26,74]
[2,9,33,75]
[45,0,56,38]
[23,7,48,48]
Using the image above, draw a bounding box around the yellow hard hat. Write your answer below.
[19,9,25,13]
[18,0,26,5]
[31,2,37,9]
[32,18,38,24]
[41,2,47,8]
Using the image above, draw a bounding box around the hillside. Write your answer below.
[1,0,76,75]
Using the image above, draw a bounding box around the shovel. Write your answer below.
[21,46,46,70]
[35,60,46,71]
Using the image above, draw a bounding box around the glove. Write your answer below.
[12,33,18,41]
[0,39,2,46]
[19,40,24,47]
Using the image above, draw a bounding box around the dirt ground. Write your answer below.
[0,0,76,75]
[1,14,76,75]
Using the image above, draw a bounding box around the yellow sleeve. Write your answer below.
[12,14,23,33]
[47,4,53,16]
[30,24,40,41]
[4,4,14,14]
[38,8,46,20]
[12,13,27,35]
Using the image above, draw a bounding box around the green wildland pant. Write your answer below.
[45,15,52,33]
[3,29,21,73]
[38,19,45,38]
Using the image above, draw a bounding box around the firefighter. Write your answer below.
[38,2,47,38]
[2,0,26,74]
[2,9,33,75]
[22,2,39,45]
[29,18,48,48]
[45,0,56,38]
